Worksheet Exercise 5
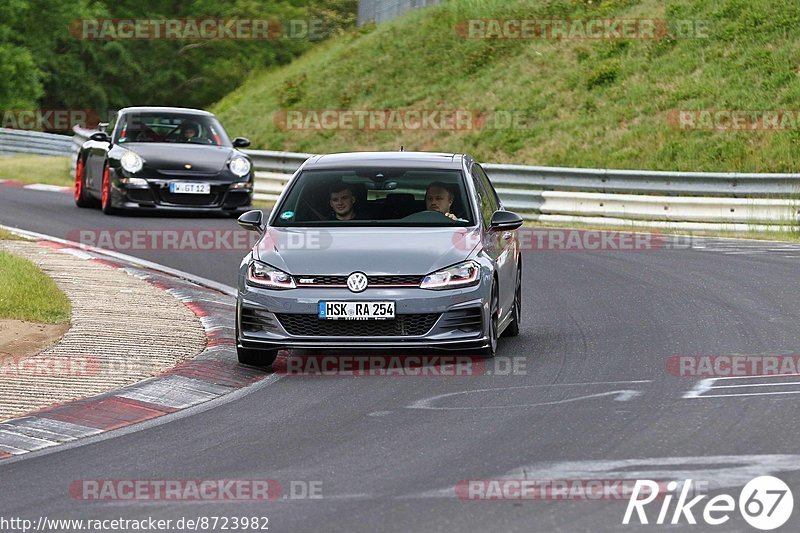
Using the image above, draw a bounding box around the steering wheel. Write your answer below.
[400,210,457,223]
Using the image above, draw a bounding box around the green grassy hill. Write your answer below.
[213,0,800,172]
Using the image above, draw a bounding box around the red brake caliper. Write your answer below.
[74,160,83,200]
[101,166,110,207]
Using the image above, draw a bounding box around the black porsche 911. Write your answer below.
[74,106,254,215]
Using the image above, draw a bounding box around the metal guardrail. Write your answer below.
[12,126,798,231]
[357,0,443,25]
[240,144,800,230]
[0,128,74,157]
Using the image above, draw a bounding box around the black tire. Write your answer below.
[478,283,499,358]
[74,157,96,208]
[237,345,279,368]
[100,164,121,215]
[502,263,522,338]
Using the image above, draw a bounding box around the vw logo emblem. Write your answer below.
[347,272,368,293]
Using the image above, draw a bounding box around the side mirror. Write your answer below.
[89,131,111,143]
[233,137,251,148]
[237,210,264,232]
[489,210,524,231]
[98,122,110,132]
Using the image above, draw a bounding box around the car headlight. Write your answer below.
[247,261,295,289]
[420,260,480,290]
[120,150,143,173]
[229,157,251,178]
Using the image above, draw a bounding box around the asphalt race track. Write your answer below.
[3,185,800,532]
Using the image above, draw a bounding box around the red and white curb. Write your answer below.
[0,179,72,194]
[0,236,265,460]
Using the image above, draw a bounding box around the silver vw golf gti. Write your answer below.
[235,151,523,367]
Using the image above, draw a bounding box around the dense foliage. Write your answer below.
[0,0,356,123]
[214,0,800,172]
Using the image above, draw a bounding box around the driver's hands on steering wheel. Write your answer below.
[428,209,457,220]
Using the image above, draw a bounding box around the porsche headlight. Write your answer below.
[420,260,480,290]
[247,261,295,289]
[229,156,251,178]
[120,150,143,173]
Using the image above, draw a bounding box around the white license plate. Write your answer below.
[318,301,395,320]
[170,182,210,194]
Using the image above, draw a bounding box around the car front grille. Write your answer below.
[275,313,440,337]
[125,188,155,203]
[158,189,223,206]
[369,275,423,286]
[293,275,422,287]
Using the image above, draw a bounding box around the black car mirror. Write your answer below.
[233,137,251,148]
[89,131,111,143]
[489,210,524,231]
[238,210,264,232]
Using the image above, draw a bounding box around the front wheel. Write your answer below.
[100,164,120,215]
[74,158,96,208]
[502,264,522,338]
[237,345,279,368]
[478,284,499,358]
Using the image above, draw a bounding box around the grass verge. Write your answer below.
[0,252,71,324]
[0,229,24,241]
[0,155,72,187]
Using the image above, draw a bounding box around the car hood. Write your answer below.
[254,227,481,275]
[122,143,236,172]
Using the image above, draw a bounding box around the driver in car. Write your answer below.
[179,121,202,142]
[425,182,458,220]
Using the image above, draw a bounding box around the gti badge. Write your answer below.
[346,272,368,293]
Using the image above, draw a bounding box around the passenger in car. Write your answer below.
[425,182,458,220]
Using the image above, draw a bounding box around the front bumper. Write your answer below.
[108,168,253,212]
[237,283,491,352]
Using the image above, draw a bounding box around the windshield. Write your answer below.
[114,112,232,146]
[272,168,475,227]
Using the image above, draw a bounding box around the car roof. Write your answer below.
[303,151,467,170]
[118,106,214,116]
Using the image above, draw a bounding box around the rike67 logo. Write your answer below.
[623,476,793,530]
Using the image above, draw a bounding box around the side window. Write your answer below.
[474,164,500,210]
[113,115,127,143]
[107,111,118,136]
[471,165,495,228]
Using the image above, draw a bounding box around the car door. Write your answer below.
[471,163,517,319]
